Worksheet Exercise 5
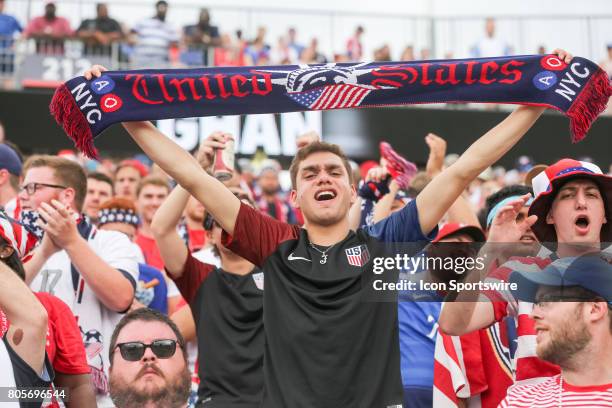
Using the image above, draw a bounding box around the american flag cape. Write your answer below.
[49,55,611,158]
[433,315,514,408]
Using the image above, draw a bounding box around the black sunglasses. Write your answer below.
[114,339,178,361]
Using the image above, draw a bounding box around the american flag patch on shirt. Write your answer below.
[345,244,370,267]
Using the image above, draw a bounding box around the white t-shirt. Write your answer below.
[192,246,220,267]
[471,36,510,57]
[29,226,139,407]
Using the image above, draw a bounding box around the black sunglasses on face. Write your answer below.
[114,339,178,361]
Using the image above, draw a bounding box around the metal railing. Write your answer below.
[0,37,220,87]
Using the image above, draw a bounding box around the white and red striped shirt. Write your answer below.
[499,375,612,407]
[484,256,560,383]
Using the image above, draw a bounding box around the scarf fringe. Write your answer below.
[49,84,99,159]
[567,68,612,143]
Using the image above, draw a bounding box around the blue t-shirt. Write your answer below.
[0,13,22,48]
[136,263,169,314]
[365,199,437,243]
[398,272,443,388]
[364,201,443,390]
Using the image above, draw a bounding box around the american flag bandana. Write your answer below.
[50,55,611,158]
[19,210,44,240]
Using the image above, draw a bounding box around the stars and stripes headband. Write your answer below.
[98,208,140,227]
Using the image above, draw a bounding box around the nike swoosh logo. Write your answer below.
[288,252,311,262]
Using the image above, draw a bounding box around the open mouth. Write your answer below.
[315,190,337,202]
[519,235,536,243]
[574,215,591,234]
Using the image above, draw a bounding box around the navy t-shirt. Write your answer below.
[224,200,436,407]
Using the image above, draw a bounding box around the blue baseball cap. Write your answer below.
[0,144,22,176]
[509,255,612,304]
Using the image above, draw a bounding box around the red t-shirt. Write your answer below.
[0,292,89,375]
[135,232,165,270]
[188,228,206,253]
[24,16,72,37]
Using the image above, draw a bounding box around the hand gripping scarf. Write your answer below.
[50,54,612,158]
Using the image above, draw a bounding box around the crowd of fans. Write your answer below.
[0,6,612,407]
[1,54,612,405]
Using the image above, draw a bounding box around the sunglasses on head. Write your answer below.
[114,339,178,361]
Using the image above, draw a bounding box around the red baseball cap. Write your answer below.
[118,159,149,178]
[433,222,486,243]
[529,158,611,243]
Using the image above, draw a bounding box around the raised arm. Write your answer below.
[438,195,537,335]
[416,105,545,235]
[150,133,225,277]
[416,49,572,235]
[424,132,479,226]
[0,261,48,374]
[151,185,191,277]
[86,66,241,234]
[122,121,240,235]
[372,180,400,223]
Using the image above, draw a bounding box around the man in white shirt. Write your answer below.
[20,155,139,407]
[130,0,179,68]
[471,17,511,58]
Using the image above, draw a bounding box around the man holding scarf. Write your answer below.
[75,49,580,408]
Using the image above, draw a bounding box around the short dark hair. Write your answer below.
[289,141,352,189]
[156,0,168,7]
[109,308,186,365]
[485,184,533,219]
[88,171,114,193]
